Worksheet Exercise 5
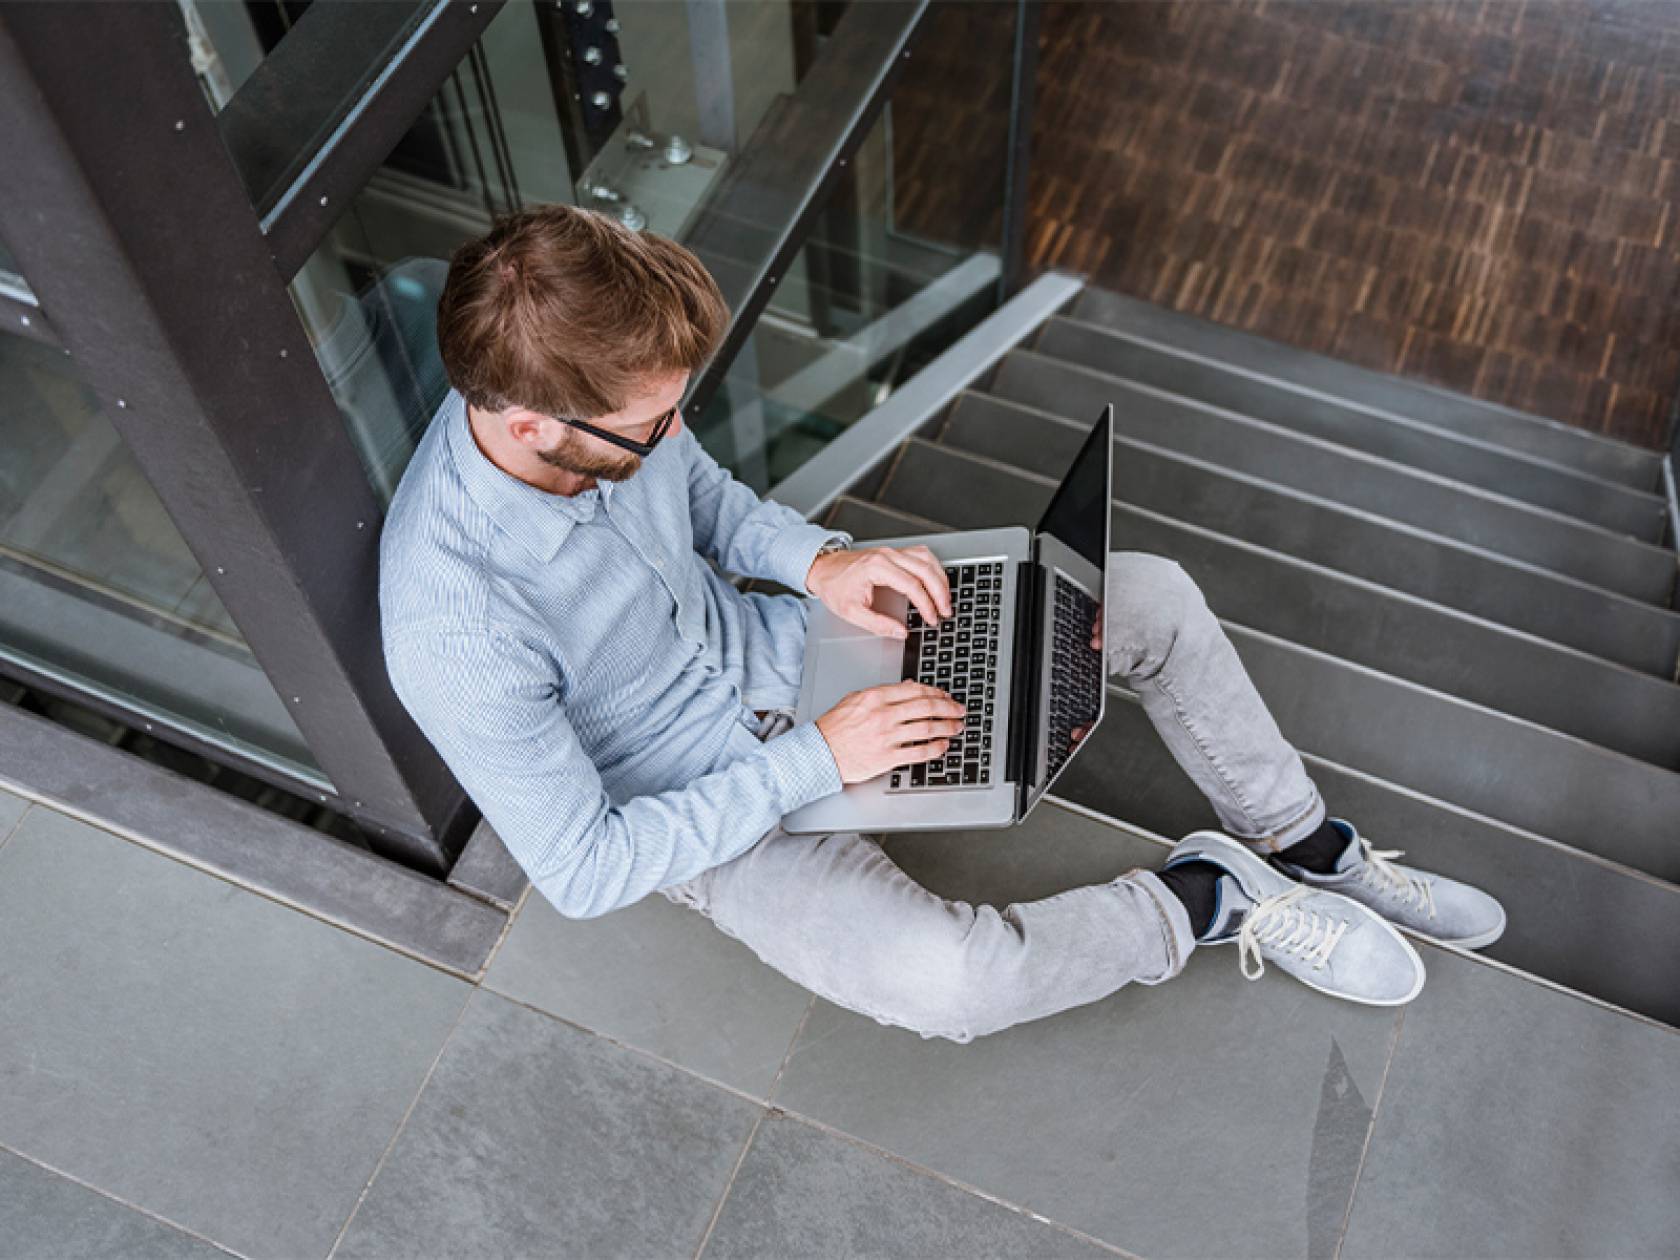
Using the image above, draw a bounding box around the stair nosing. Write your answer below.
[1061,296,1667,471]
[846,486,1680,830]
[1068,290,1668,463]
[1042,790,1680,1039]
[1007,336,1665,515]
[902,431,1680,629]
[846,487,1677,697]
[965,374,1677,563]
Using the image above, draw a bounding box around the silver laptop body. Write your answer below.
[784,404,1115,835]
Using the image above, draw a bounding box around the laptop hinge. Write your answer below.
[1003,553,1043,811]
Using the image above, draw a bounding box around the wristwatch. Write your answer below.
[815,536,851,559]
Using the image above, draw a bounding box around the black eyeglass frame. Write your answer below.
[552,404,679,457]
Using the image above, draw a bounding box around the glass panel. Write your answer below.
[286,0,1014,500]
[0,232,32,304]
[692,82,1011,492]
[0,329,323,786]
[193,0,436,210]
[287,0,576,502]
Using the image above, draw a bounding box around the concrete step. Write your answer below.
[1011,321,1666,541]
[1068,287,1666,492]
[826,495,1680,1028]
[887,434,1680,678]
[864,448,1680,880]
[838,484,1680,768]
[941,385,1676,606]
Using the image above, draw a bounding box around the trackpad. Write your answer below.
[810,636,903,714]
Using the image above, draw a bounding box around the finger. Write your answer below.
[888,547,952,618]
[876,678,941,702]
[871,552,945,626]
[883,694,967,719]
[841,606,908,640]
[897,737,951,764]
[888,717,965,744]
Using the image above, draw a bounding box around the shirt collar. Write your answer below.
[442,389,615,563]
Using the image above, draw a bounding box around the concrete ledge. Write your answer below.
[0,703,507,977]
[447,819,529,912]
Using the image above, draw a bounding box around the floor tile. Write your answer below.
[0,1146,229,1260]
[335,989,762,1260]
[1340,949,1680,1259]
[0,808,470,1260]
[702,1112,1118,1260]
[485,887,813,1096]
[774,805,1399,1260]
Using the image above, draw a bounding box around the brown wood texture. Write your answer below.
[892,0,1680,450]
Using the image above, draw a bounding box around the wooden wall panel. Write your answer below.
[891,0,1680,450]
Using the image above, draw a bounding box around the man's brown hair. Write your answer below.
[435,204,730,419]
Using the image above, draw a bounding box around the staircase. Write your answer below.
[820,286,1680,1030]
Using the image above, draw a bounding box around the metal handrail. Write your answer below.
[680,0,932,428]
[767,270,1086,521]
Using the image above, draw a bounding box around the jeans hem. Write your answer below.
[1127,869,1197,985]
[1234,789,1328,854]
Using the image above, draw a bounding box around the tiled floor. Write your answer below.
[2,782,1678,1260]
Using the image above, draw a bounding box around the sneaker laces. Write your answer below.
[1354,837,1437,919]
[1237,886,1350,980]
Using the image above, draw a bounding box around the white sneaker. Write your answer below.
[1271,819,1507,951]
[1165,831,1426,1007]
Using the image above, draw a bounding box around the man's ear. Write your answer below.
[505,411,551,448]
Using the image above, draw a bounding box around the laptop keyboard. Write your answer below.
[888,559,1004,792]
[1046,572,1103,781]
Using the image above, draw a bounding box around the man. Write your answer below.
[380,205,1504,1044]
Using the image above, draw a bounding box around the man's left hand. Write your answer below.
[806,544,952,640]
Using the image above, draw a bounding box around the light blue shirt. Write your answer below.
[380,390,852,918]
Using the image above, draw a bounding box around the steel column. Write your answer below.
[0,1,474,871]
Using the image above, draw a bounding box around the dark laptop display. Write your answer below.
[1015,408,1113,815]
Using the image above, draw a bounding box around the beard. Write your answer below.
[534,430,642,482]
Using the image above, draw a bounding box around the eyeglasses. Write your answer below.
[552,403,679,458]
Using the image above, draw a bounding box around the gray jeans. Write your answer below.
[659,552,1327,1044]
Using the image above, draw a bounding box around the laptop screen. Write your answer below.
[1035,405,1113,564]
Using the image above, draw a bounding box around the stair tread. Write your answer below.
[1010,326,1666,540]
[839,473,1680,877]
[829,494,1680,1028]
[884,434,1680,678]
[839,485,1680,767]
[1069,288,1666,490]
[942,385,1676,605]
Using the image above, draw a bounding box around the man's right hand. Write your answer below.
[814,680,967,785]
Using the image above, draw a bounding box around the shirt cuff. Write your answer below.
[768,523,854,595]
[761,719,844,809]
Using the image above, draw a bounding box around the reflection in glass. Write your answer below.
[0,330,322,785]
[288,0,575,501]
[289,0,1011,502]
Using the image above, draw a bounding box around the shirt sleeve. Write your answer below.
[681,428,851,593]
[385,624,843,919]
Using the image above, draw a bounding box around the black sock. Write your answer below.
[1157,860,1223,938]
[1276,817,1348,875]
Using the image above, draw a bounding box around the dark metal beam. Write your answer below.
[682,0,931,424]
[0,1,475,872]
[252,0,506,279]
[219,0,438,216]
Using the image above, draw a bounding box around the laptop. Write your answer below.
[784,404,1114,834]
